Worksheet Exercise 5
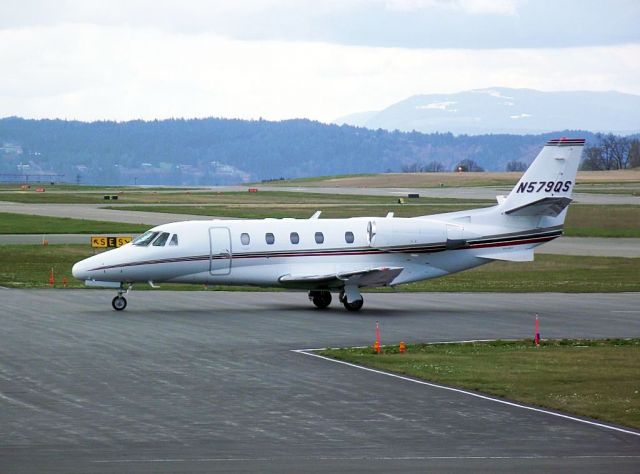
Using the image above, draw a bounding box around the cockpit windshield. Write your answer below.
[152,232,170,246]
[132,231,159,246]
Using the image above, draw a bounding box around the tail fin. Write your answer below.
[501,138,584,217]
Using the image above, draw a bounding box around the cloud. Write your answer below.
[0,23,638,122]
[384,0,519,15]
[0,0,638,49]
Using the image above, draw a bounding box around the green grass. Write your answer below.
[110,203,487,219]
[0,244,96,288]
[0,212,149,234]
[397,254,640,292]
[564,205,640,237]
[320,339,640,429]
[0,246,637,292]
[0,244,207,289]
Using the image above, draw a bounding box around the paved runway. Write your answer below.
[1,290,639,473]
[0,201,222,225]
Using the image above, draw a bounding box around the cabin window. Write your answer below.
[169,234,179,246]
[315,232,324,244]
[265,233,275,245]
[345,231,355,244]
[152,232,170,247]
[240,233,250,245]
[290,232,300,244]
[133,231,159,247]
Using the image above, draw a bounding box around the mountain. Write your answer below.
[0,117,606,185]
[335,88,640,135]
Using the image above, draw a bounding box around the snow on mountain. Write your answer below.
[335,88,640,135]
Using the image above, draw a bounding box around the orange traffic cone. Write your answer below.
[399,341,406,353]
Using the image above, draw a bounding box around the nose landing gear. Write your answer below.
[112,295,127,311]
[112,285,129,311]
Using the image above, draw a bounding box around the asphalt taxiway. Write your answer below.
[1,290,639,473]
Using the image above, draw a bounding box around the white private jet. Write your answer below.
[72,138,584,311]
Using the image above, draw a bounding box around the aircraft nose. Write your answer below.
[72,260,88,280]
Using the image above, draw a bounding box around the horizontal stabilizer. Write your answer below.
[478,249,534,262]
[279,266,403,289]
[505,196,572,217]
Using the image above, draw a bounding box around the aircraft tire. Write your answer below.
[343,298,363,312]
[310,290,332,309]
[112,296,127,311]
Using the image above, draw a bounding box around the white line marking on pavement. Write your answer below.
[292,349,640,438]
[92,454,640,464]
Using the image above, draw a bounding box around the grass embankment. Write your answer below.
[0,245,637,292]
[110,203,640,238]
[0,212,149,234]
[320,339,640,429]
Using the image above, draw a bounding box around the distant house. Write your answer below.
[1,143,23,155]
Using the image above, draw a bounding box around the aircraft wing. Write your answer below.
[279,266,404,289]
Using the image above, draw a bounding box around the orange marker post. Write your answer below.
[62,276,68,288]
[534,314,540,347]
[374,321,381,354]
[399,341,406,354]
[48,268,55,287]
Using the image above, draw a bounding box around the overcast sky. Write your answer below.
[1,0,638,122]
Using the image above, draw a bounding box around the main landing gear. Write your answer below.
[309,290,332,309]
[339,291,364,312]
[308,289,364,311]
[112,286,128,311]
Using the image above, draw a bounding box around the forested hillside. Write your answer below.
[0,117,603,185]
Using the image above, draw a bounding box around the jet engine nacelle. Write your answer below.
[368,218,447,248]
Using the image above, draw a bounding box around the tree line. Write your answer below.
[580,134,640,170]
[0,117,635,185]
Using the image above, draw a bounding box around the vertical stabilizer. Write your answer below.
[501,138,584,217]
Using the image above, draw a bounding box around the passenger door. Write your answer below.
[209,227,232,275]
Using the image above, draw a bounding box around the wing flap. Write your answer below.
[279,266,403,289]
[478,249,534,262]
